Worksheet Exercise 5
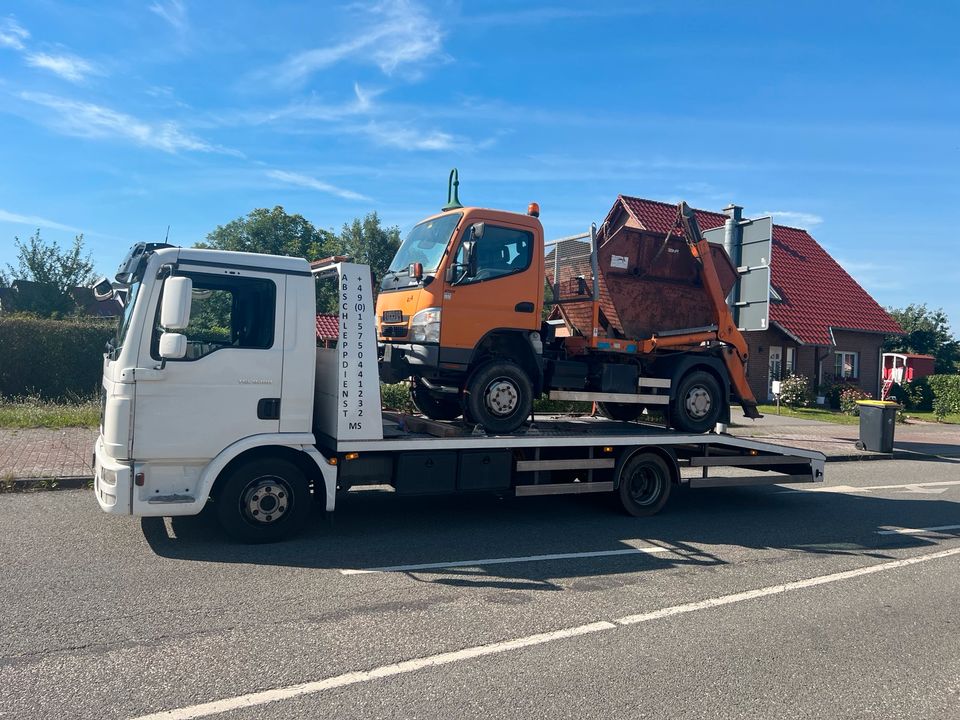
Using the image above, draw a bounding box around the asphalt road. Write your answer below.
[1,459,959,720]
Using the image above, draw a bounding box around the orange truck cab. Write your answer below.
[377,203,546,432]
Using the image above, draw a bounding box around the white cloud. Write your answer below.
[0,17,29,50]
[265,170,372,202]
[19,92,239,155]
[0,209,83,234]
[273,0,444,85]
[149,0,188,33]
[763,210,823,227]
[245,83,381,126]
[25,51,99,83]
[360,121,458,151]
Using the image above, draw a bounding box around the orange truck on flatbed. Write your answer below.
[376,171,761,435]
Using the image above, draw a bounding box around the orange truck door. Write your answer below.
[439,220,542,358]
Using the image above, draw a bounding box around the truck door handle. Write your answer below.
[515,302,535,313]
[257,398,281,420]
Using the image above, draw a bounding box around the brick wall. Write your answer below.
[743,328,801,401]
[740,329,885,402]
[829,330,885,397]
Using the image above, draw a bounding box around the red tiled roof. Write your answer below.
[316,313,339,339]
[615,196,902,346]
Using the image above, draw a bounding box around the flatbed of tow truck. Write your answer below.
[322,412,825,509]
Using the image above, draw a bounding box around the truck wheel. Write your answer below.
[410,383,462,420]
[464,360,533,434]
[216,458,311,543]
[617,452,671,517]
[671,370,722,433]
[596,402,643,422]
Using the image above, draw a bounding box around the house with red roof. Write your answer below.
[596,196,902,402]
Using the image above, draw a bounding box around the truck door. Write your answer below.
[130,269,286,504]
[440,221,540,357]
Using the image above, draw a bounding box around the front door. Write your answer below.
[440,220,540,356]
[768,345,783,400]
[130,269,286,510]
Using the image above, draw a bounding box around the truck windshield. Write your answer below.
[387,213,461,275]
[108,281,141,360]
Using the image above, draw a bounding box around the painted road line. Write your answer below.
[782,480,960,494]
[876,524,960,535]
[131,622,617,720]
[340,546,672,575]
[133,545,960,720]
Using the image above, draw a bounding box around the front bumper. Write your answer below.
[93,436,132,514]
[379,342,440,382]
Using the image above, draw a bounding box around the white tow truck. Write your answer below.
[93,243,825,542]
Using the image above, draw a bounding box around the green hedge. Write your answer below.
[0,314,114,399]
[928,374,960,419]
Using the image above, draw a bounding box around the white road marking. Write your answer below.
[783,480,960,494]
[340,546,671,575]
[133,545,960,720]
[131,621,617,720]
[876,524,960,535]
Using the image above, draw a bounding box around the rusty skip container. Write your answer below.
[546,205,737,342]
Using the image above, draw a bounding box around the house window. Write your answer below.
[785,347,796,376]
[834,351,858,380]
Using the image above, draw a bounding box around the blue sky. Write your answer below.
[1,1,958,326]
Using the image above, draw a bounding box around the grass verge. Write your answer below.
[756,404,861,425]
[0,396,99,429]
[901,411,960,424]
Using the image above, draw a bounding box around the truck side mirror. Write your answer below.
[160,276,193,330]
[470,222,485,241]
[461,239,477,278]
[159,332,187,359]
[91,276,114,300]
[409,262,423,281]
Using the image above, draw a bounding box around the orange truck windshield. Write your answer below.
[387,212,461,276]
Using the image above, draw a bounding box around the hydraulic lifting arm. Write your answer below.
[675,202,761,419]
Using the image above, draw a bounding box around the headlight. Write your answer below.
[409,307,441,343]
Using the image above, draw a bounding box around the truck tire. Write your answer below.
[596,402,643,422]
[216,457,311,543]
[616,452,671,517]
[464,359,533,434]
[410,383,462,421]
[671,370,722,433]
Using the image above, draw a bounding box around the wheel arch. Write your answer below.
[613,446,680,489]
[650,354,732,424]
[471,329,543,394]
[198,434,336,511]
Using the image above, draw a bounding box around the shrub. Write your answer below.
[928,374,960,420]
[778,374,812,408]
[0,314,114,400]
[379,382,414,413]
[888,378,933,411]
[839,386,872,415]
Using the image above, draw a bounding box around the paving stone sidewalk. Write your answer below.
[0,428,96,480]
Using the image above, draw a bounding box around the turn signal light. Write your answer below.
[527,202,540,217]
[603,446,614,453]
[134,472,145,487]
[327,457,338,465]
[344,452,360,461]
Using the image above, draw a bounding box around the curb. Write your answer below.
[0,476,92,492]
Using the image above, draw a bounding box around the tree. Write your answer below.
[884,304,960,373]
[337,212,401,287]
[200,206,336,260]
[1,231,96,316]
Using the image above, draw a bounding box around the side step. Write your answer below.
[516,482,614,497]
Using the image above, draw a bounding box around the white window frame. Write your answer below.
[834,350,859,380]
